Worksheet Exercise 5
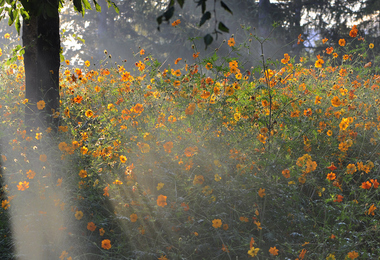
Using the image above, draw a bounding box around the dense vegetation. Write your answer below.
[1,24,380,259]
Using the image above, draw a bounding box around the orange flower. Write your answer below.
[366,204,376,216]
[303,108,312,117]
[333,194,343,202]
[132,103,144,114]
[326,47,334,54]
[221,244,229,252]
[37,100,45,110]
[99,228,105,236]
[85,110,93,118]
[228,38,235,47]
[184,146,197,157]
[2,200,9,210]
[364,62,372,68]
[322,38,328,43]
[298,176,306,184]
[130,213,138,222]
[281,53,290,64]
[200,90,211,99]
[239,216,249,222]
[193,52,200,59]
[157,194,167,207]
[258,188,266,198]
[249,237,255,248]
[73,95,83,104]
[327,162,337,171]
[331,96,341,107]
[101,239,111,250]
[326,172,336,180]
[212,219,222,228]
[39,154,47,162]
[347,251,359,259]
[185,103,196,115]
[173,80,180,87]
[119,155,127,163]
[58,142,68,151]
[163,141,174,153]
[181,202,190,211]
[339,118,350,130]
[17,181,29,191]
[269,246,279,256]
[174,57,182,64]
[103,186,110,197]
[338,39,346,46]
[361,181,371,189]
[346,164,357,174]
[87,222,96,231]
[349,25,358,38]
[297,34,304,44]
[257,134,266,144]
[282,169,290,178]
[193,175,204,185]
[75,210,83,220]
[223,224,229,230]
[80,146,88,155]
[171,19,181,26]
[79,169,88,178]
[26,170,36,179]
[299,248,307,259]
[315,59,324,68]
[370,179,379,189]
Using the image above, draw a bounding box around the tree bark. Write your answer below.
[37,2,61,130]
[23,0,60,131]
[23,16,39,128]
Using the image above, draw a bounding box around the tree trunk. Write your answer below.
[37,3,61,130]
[23,16,39,128]
[23,0,60,131]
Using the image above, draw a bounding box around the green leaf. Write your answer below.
[157,15,163,25]
[15,14,20,35]
[204,34,213,49]
[73,0,83,14]
[199,11,211,27]
[20,8,29,20]
[218,22,229,33]
[106,0,119,14]
[163,6,174,21]
[176,0,184,8]
[93,0,101,12]
[8,9,14,26]
[221,1,233,15]
[82,0,92,10]
[0,0,5,7]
